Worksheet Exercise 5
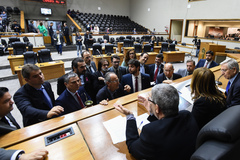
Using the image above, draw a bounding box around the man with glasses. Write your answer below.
[114,84,199,160]
[156,63,182,84]
[220,58,240,108]
[82,51,97,74]
[108,54,127,82]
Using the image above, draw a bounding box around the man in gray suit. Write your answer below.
[82,51,97,74]
[177,59,195,77]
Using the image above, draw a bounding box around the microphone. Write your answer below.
[97,49,103,58]
[216,74,223,85]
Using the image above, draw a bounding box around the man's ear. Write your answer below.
[155,104,160,114]
[64,82,67,87]
[24,78,29,83]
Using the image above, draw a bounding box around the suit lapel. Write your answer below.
[6,113,20,129]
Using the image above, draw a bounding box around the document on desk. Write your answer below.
[103,113,150,144]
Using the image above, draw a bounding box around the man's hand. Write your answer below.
[138,95,151,114]
[114,103,132,115]
[98,77,104,81]
[162,80,173,84]
[47,106,64,119]
[19,149,48,160]
[124,85,131,93]
[99,99,108,105]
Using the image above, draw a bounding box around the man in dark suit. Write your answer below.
[121,59,151,93]
[220,58,240,108]
[177,59,195,77]
[0,87,20,135]
[56,72,91,115]
[53,30,64,55]
[82,51,97,74]
[63,23,71,45]
[48,22,54,46]
[28,20,37,33]
[0,35,7,55]
[156,63,182,84]
[96,72,125,104]
[14,64,64,127]
[11,20,21,33]
[195,50,218,69]
[115,83,199,160]
[84,31,93,51]
[108,54,127,82]
[139,52,150,75]
[149,53,164,81]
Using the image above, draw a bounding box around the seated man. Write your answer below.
[149,53,164,82]
[177,59,195,77]
[0,87,20,135]
[156,63,182,84]
[14,64,64,127]
[195,50,218,69]
[82,51,97,74]
[56,73,91,115]
[121,59,151,93]
[114,84,199,160]
[139,52,150,74]
[96,72,125,104]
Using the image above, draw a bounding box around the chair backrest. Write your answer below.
[38,49,52,62]
[88,39,94,48]
[12,42,27,55]
[161,42,168,52]
[182,42,186,46]
[126,35,132,40]
[144,35,151,42]
[143,44,151,52]
[169,44,176,51]
[28,43,33,51]
[119,36,125,42]
[134,43,142,53]
[191,105,240,160]
[23,36,29,43]
[8,37,20,47]
[103,34,109,42]
[123,39,131,47]
[23,51,38,64]
[92,43,102,55]
[105,44,114,54]
[110,37,115,44]
[98,38,103,44]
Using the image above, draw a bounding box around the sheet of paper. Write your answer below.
[136,113,150,130]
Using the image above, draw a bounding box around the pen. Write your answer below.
[138,121,143,129]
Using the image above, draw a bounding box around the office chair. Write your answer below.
[134,43,142,53]
[234,37,239,41]
[6,6,13,14]
[191,105,240,160]
[119,36,125,42]
[12,42,27,55]
[13,7,20,14]
[169,44,176,51]
[8,37,20,47]
[23,51,38,64]
[23,36,33,51]
[38,49,53,62]
[123,39,131,47]
[143,44,151,52]
[105,44,114,55]
[103,34,109,42]
[182,42,186,46]
[126,35,132,40]
[98,37,103,44]
[160,42,168,53]
[110,37,115,44]
[88,39,94,48]
[92,43,102,55]
[144,35,151,42]
[136,37,140,43]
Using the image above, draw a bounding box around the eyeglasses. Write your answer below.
[113,61,120,64]
[110,80,119,83]
[79,65,86,69]
[220,68,232,72]
[164,70,173,72]
[148,97,156,104]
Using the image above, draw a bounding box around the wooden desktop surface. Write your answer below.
[8,46,46,55]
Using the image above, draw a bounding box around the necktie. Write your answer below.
[154,66,159,81]
[75,92,85,109]
[226,81,231,95]
[135,77,138,92]
[88,66,92,73]
[38,88,53,108]
[1,116,10,125]
[116,69,119,77]
[204,61,209,68]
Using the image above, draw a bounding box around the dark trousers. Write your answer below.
[56,44,62,54]
[64,34,71,45]
[50,35,54,46]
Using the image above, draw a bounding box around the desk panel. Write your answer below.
[162,51,185,63]
[118,42,124,53]
[8,46,46,55]
[8,55,24,74]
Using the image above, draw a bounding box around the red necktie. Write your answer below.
[75,92,85,109]
[204,61,209,68]
[154,66,159,81]
[135,77,138,92]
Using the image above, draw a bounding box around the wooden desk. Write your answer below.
[6,124,93,160]
[92,53,124,70]
[8,46,46,55]
[8,55,24,74]
[153,46,161,53]
[136,52,157,65]
[15,60,65,86]
[162,51,185,63]
[118,42,124,53]
[89,47,116,55]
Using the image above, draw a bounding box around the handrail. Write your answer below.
[20,11,25,32]
[66,14,81,32]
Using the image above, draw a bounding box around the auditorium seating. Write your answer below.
[38,49,52,62]
[12,42,27,55]
[92,43,102,55]
[23,51,38,64]
[134,43,142,53]
[105,44,114,54]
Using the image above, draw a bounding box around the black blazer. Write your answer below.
[53,33,64,46]
[108,66,127,82]
[126,111,199,160]
[13,82,55,127]
[226,72,240,108]
[156,73,182,84]
[93,71,106,93]
[148,63,164,81]
[0,113,20,135]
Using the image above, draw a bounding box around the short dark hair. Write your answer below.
[186,59,195,65]
[140,52,149,57]
[156,53,164,60]
[128,59,140,68]
[98,58,109,71]
[22,64,40,79]
[0,87,8,98]
[206,50,214,56]
[72,57,84,70]
[111,54,120,62]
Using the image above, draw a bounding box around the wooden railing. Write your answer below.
[66,14,81,32]
[20,10,25,32]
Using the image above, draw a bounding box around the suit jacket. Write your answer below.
[96,85,125,104]
[192,96,226,129]
[121,73,151,94]
[28,23,37,33]
[126,111,199,160]
[86,61,97,74]
[63,26,69,36]
[48,26,54,37]
[0,39,7,46]
[0,113,20,135]
[195,59,218,69]
[84,33,93,45]
[55,87,91,115]
[156,73,182,84]
[93,71,106,93]
[53,33,64,46]
[226,73,240,108]
[149,63,164,81]
[13,82,55,127]
[177,68,192,77]
[140,64,150,75]
[0,148,23,160]
[108,66,127,82]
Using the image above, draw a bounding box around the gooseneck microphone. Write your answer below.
[216,74,223,85]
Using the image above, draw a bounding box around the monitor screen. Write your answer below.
[41,8,52,15]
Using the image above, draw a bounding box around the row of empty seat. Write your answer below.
[23,49,53,64]
[0,6,20,15]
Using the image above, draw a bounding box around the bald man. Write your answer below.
[156,63,182,84]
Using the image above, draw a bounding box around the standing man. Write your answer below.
[93,59,109,92]
[11,20,21,33]
[48,22,54,46]
[195,50,218,69]
[156,63,182,84]
[53,30,64,55]
[28,20,37,33]
[121,59,151,93]
[108,54,127,82]
[220,58,240,108]
[14,64,64,126]
[177,59,196,77]
[75,31,83,57]
[84,31,93,51]
[149,53,164,82]
[139,52,150,74]
[82,51,97,74]
[63,23,71,45]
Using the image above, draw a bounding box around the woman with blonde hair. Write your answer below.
[190,67,226,129]
[121,49,136,68]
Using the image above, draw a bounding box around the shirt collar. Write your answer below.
[67,88,77,97]
[229,72,239,85]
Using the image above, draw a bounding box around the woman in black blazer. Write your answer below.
[190,67,226,129]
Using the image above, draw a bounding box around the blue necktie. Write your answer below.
[39,88,53,108]
[226,81,231,95]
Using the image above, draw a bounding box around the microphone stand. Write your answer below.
[216,74,223,85]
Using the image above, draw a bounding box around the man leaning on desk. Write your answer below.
[14,64,64,127]
[115,84,199,160]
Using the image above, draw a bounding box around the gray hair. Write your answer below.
[220,58,239,72]
[22,64,40,79]
[104,72,116,84]
[151,84,179,117]
[64,72,78,83]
